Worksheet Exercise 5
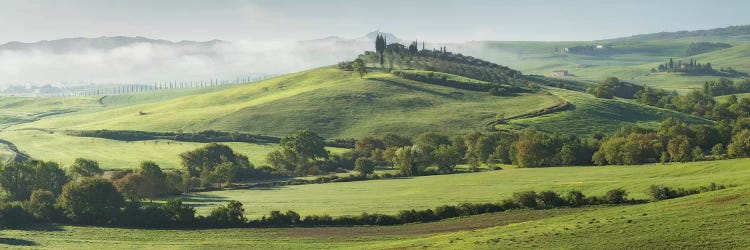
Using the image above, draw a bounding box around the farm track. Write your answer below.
[484,93,571,130]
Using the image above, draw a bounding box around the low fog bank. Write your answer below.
[0,38,370,89]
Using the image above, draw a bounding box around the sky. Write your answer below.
[2,0,749,44]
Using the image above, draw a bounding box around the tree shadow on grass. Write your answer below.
[0,238,37,246]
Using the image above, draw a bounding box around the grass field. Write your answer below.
[0,129,348,170]
[2,159,749,249]
[176,158,750,218]
[504,88,710,135]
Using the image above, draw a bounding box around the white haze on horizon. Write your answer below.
[0,38,366,88]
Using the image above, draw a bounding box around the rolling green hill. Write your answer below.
[13,67,560,139]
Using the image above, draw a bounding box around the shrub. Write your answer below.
[206,200,246,227]
[512,191,539,208]
[57,177,125,225]
[28,190,57,221]
[648,185,674,201]
[0,202,33,229]
[604,188,628,204]
[565,190,587,207]
[537,191,566,207]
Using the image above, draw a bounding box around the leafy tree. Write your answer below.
[0,160,66,201]
[381,133,412,148]
[660,151,670,164]
[352,59,367,79]
[393,146,426,176]
[432,144,461,173]
[57,178,125,225]
[711,143,725,157]
[727,129,750,158]
[113,173,147,201]
[667,135,691,162]
[537,191,565,208]
[280,129,329,160]
[354,136,385,158]
[512,191,538,208]
[28,190,56,221]
[691,147,704,161]
[604,188,628,204]
[415,132,451,152]
[31,161,68,197]
[267,147,301,175]
[213,162,239,188]
[354,158,375,176]
[180,143,251,178]
[207,200,246,227]
[69,158,103,178]
[138,161,167,201]
[0,202,33,229]
[0,162,34,201]
[162,199,196,227]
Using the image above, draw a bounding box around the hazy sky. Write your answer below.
[2,0,749,44]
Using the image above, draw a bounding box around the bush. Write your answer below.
[512,191,539,208]
[565,190,587,207]
[0,202,33,229]
[648,185,674,201]
[206,200,246,227]
[604,188,628,204]
[57,177,126,225]
[537,191,566,207]
[28,190,57,221]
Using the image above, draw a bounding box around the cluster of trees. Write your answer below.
[587,77,643,99]
[359,47,523,86]
[179,143,268,190]
[701,78,750,97]
[633,80,750,120]
[651,58,743,76]
[266,129,334,176]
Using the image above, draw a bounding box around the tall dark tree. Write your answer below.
[375,34,386,67]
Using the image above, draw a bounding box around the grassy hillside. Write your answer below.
[0,96,99,129]
[3,159,749,249]
[503,88,710,136]
[15,67,560,138]
[457,40,750,93]
[178,158,749,217]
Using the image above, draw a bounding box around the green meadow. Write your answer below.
[178,158,750,218]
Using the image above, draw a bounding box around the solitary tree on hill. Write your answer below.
[353,59,367,79]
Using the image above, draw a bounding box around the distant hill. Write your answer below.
[602,25,750,42]
[0,36,225,53]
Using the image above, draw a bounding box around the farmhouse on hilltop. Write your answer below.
[551,70,569,77]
